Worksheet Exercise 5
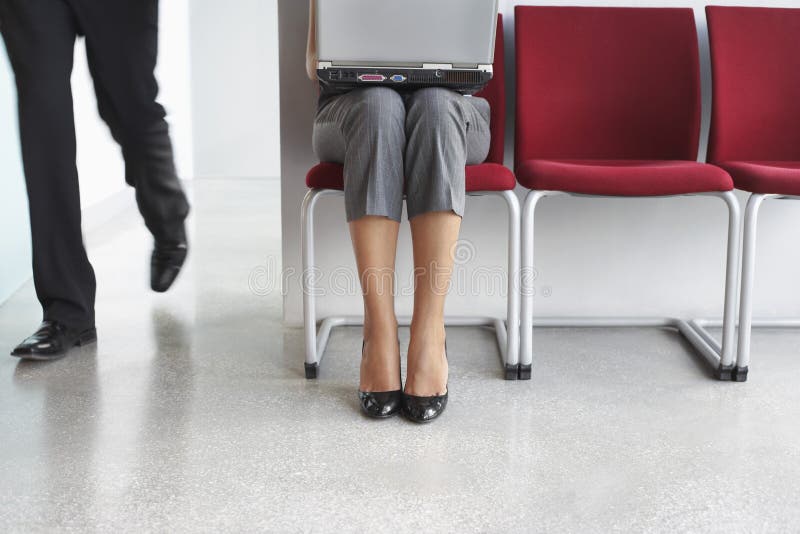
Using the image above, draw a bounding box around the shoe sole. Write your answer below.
[401,411,444,424]
[11,328,97,361]
[361,409,401,419]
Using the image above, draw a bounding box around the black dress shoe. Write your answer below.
[402,343,449,424]
[358,390,402,419]
[11,321,97,361]
[401,390,448,424]
[358,340,402,419]
[151,242,188,293]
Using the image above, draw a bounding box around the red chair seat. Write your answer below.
[713,161,800,196]
[306,163,345,190]
[467,163,517,191]
[516,159,733,196]
[306,162,516,192]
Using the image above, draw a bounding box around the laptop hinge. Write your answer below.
[319,61,493,73]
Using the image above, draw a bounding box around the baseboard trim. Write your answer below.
[194,175,280,182]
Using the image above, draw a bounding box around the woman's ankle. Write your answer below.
[405,322,448,396]
[409,319,445,345]
[364,316,398,341]
[360,321,401,393]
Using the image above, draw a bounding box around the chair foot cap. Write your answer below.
[714,364,734,381]
[305,363,319,379]
[518,364,532,381]
[732,366,749,382]
[504,364,519,381]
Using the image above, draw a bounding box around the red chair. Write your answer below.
[704,6,800,382]
[515,6,741,380]
[301,16,521,379]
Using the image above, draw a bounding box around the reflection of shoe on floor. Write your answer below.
[11,321,97,361]
[151,242,188,293]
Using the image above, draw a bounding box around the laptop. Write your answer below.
[316,0,499,95]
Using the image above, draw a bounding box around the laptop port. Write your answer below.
[358,74,386,82]
[328,69,341,80]
[390,74,406,83]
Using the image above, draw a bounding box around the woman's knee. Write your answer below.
[405,88,469,168]
[405,87,462,131]
[346,87,406,135]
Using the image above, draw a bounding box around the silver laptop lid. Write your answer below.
[316,0,499,68]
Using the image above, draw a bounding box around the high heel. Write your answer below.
[402,342,448,424]
[358,340,402,419]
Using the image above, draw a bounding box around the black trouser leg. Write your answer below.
[0,0,96,330]
[69,0,189,245]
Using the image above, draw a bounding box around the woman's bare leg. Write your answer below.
[406,211,461,396]
[350,216,402,392]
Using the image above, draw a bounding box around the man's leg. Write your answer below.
[71,0,190,291]
[1,0,98,352]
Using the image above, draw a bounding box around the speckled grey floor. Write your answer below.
[1,179,799,533]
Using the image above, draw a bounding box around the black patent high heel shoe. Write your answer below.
[401,342,449,424]
[358,340,402,419]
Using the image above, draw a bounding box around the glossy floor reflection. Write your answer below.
[1,179,799,532]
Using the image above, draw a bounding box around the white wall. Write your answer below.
[190,0,281,179]
[280,0,800,327]
[0,1,193,305]
[75,0,194,209]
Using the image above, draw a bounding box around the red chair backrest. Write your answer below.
[475,15,506,165]
[514,7,701,168]
[706,6,800,163]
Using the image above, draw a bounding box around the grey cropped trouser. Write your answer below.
[312,87,491,222]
